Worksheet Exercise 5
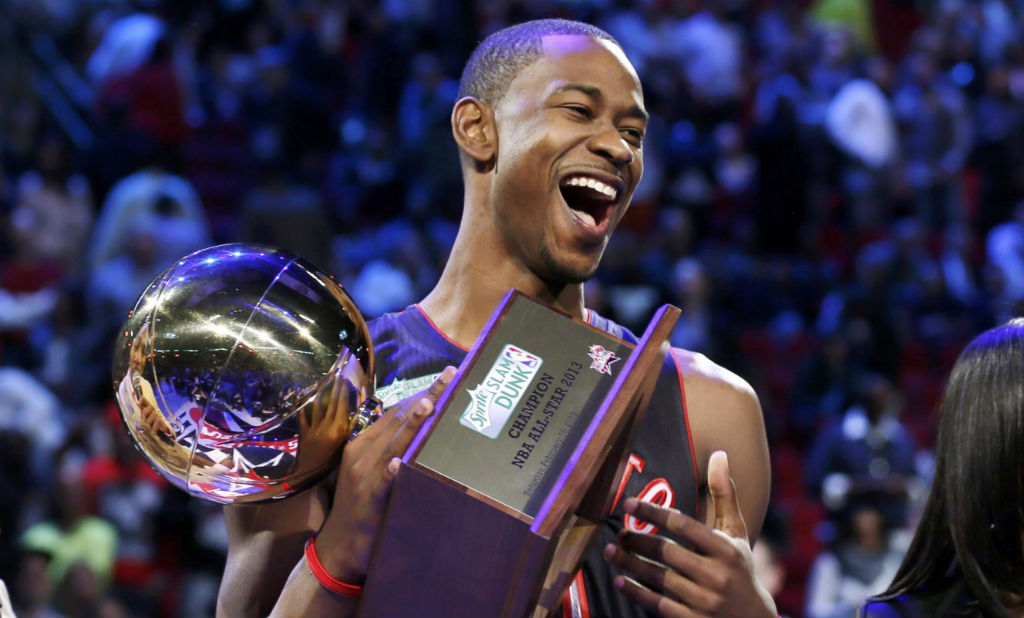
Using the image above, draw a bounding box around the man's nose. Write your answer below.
[587,126,634,167]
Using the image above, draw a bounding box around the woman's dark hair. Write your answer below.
[873,318,1024,617]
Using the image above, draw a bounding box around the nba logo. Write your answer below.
[505,345,540,368]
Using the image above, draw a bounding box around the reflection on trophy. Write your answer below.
[111,243,378,504]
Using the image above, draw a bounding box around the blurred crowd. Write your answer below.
[2,0,1024,616]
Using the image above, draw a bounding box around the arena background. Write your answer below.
[1,1,1022,616]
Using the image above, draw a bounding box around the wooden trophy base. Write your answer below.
[358,292,679,617]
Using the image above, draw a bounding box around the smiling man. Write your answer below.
[218,19,775,618]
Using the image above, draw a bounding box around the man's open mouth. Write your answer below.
[558,173,621,229]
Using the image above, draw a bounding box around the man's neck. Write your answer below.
[419,225,586,349]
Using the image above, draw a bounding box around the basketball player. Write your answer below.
[218,19,775,618]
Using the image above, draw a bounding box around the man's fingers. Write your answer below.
[428,366,458,399]
[370,456,403,498]
[611,574,696,618]
[369,404,432,498]
[389,364,455,431]
[623,498,735,559]
[613,531,718,588]
[604,541,721,608]
[383,365,456,423]
[370,397,427,462]
[349,365,456,470]
[603,541,672,593]
[708,450,747,540]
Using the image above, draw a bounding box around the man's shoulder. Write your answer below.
[368,305,464,398]
[367,306,423,351]
[367,306,414,334]
[670,346,765,480]
[584,309,756,410]
[671,347,758,411]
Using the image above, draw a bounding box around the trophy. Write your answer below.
[358,290,679,617]
[113,244,680,616]
[111,243,379,503]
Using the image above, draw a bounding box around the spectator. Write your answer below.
[52,562,132,618]
[396,51,460,218]
[809,0,876,52]
[96,36,190,149]
[805,505,904,618]
[986,201,1024,320]
[80,411,167,618]
[669,0,747,122]
[792,331,857,440]
[971,63,1024,232]
[239,162,331,268]
[891,48,972,230]
[8,135,92,278]
[805,372,920,530]
[0,431,35,587]
[940,223,981,308]
[19,468,119,591]
[669,257,716,356]
[86,159,209,273]
[752,526,789,606]
[0,368,64,484]
[816,242,898,372]
[8,549,65,618]
[86,13,165,88]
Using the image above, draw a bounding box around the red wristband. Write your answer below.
[304,534,363,598]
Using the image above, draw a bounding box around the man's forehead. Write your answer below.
[539,34,637,76]
[516,34,642,101]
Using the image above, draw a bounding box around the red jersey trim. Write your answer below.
[575,570,591,618]
[561,570,591,618]
[671,348,701,507]
[412,304,469,352]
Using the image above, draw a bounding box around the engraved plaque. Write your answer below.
[414,298,632,516]
[359,291,680,618]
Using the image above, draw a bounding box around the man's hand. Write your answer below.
[603,451,777,617]
[293,370,357,473]
[314,366,458,583]
[266,367,459,618]
[139,395,172,439]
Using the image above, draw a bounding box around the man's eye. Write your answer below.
[622,128,645,143]
[564,105,592,118]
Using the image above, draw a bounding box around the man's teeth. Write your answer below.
[566,176,617,200]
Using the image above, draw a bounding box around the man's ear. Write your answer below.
[451,96,496,172]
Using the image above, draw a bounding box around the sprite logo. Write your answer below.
[460,345,542,438]
[374,373,441,408]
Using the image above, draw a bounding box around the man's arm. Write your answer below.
[267,393,441,618]
[217,485,327,618]
[683,351,771,542]
[217,368,345,618]
[216,366,456,618]
[216,404,441,618]
[603,350,775,617]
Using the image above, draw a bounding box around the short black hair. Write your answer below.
[457,19,621,105]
